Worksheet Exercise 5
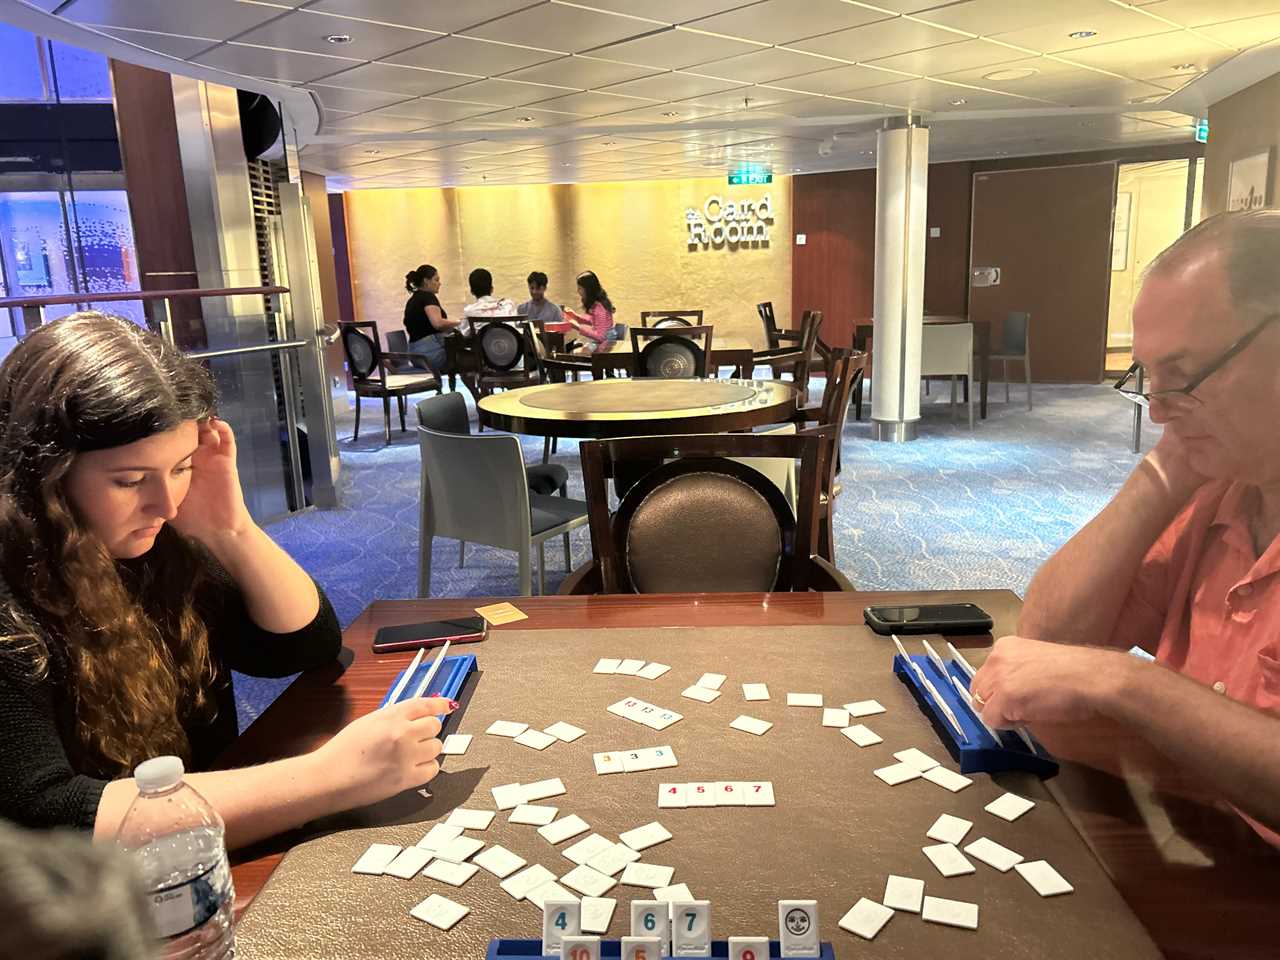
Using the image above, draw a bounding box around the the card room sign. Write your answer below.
[685,194,773,249]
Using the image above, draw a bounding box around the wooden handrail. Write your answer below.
[0,285,289,309]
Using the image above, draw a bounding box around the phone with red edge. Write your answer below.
[372,618,488,653]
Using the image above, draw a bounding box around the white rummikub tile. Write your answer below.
[882,875,925,913]
[638,662,671,680]
[594,658,621,674]
[893,748,940,772]
[620,861,675,888]
[383,846,433,879]
[730,715,773,736]
[681,685,720,703]
[410,893,469,930]
[616,658,646,675]
[873,762,921,786]
[509,804,559,826]
[742,682,770,701]
[963,837,1024,872]
[925,813,972,845]
[440,733,472,755]
[922,766,973,792]
[423,858,479,886]
[1015,860,1074,897]
[841,724,882,747]
[845,699,885,717]
[595,752,626,775]
[653,882,694,903]
[473,844,526,878]
[822,707,850,728]
[500,863,557,900]
[546,721,587,742]
[514,728,558,750]
[786,692,823,707]
[492,782,527,810]
[447,808,495,830]
[581,896,618,933]
[715,781,748,806]
[922,843,975,878]
[528,880,579,910]
[838,898,894,940]
[539,814,591,845]
[433,835,485,864]
[563,833,614,866]
[522,778,567,802]
[686,782,716,807]
[658,783,688,808]
[696,672,727,691]
[922,895,979,930]
[562,864,618,897]
[486,720,529,737]
[352,842,402,875]
[417,823,464,851]
[742,781,775,806]
[619,821,672,851]
[985,792,1036,821]
[585,842,641,877]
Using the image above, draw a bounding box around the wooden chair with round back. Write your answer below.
[339,320,440,443]
[630,325,714,378]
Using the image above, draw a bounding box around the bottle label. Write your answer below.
[148,857,233,939]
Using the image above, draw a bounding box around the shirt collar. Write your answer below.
[1210,482,1280,581]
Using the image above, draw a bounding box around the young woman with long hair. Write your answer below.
[563,270,616,351]
[403,263,461,374]
[0,313,454,848]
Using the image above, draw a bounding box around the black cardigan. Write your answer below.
[0,553,342,830]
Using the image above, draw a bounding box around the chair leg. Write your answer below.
[563,531,571,571]
[1025,354,1032,410]
[537,541,546,596]
[397,395,407,432]
[969,367,976,430]
[1004,358,1010,403]
[543,436,551,465]
[418,534,432,598]
[459,540,465,568]
[381,395,391,444]
[518,546,532,597]
[352,396,361,441]
[950,376,958,422]
[924,378,930,396]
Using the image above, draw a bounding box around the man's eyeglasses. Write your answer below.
[1114,312,1280,410]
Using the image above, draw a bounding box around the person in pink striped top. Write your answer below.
[564,270,616,352]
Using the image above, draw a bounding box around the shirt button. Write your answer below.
[1238,584,1254,597]
[1213,681,1227,694]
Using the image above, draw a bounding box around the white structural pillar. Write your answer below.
[871,119,929,442]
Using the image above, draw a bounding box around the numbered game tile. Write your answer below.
[594,658,621,674]
[528,880,579,910]
[657,783,687,808]
[447,808,495,831]
[619,822,672,852]
[922,896,979,930]
[925,814,973,846]
[417,823,464,852]
[509,804,560,826]
[594,752,625,776]
[616,659,646,676]
[922,843,975,878]
[423,858,479,887]
[844,699,886,717]
[883,875,925,913]
[434,835,485,864]
[681,685,721,703]
[786,692,823,707]
[620,861,675,889]
[383,846,433,880]
[1015,860,1074,897]
[352,843,401,875]
[696,673,727,691]
[742,781,776,806]
[729,715,772,736]
[638,662,671,680]
[562,864,618,898]
[492,782,528,810]
[586,842,641,877]
[486,720,529,738]
[523,778,568,802]
[873,762,921,786]
[822,708,850,728]
[838,898,894,941]
[440,734,472,755]
[840,724,882,747]
[546,721,587,743]
[653,882,694,903]
[410,893,469,930]
[893,748,940,772]
[742,682,770,701]
[963,837,1024,872]
[581,896,617,934]
[540,815,591,845]
[515,729,558,751]
[563,834,614,866]
[922,766,973,792]
[985,792,1036,822]
[501,864,557,900]
[473,845,526,878]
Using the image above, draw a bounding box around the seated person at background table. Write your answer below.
[564,269,616,352]
[462,267,517,333]
[404,263,462,375]
[518,270,563,326]
[970,210,1280,844]
[0,314,456,849]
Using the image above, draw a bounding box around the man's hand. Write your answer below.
[971,635,1135,729]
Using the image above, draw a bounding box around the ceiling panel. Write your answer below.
[588,27,764,69]
[460,3,659,52]
[763,94,888,117]
[302,0,543,34]
[912,0,1104,38]
[439,77,580,105]
[684,0,890,44]
[676,85,800,111]
[363,97,504,122]
[985,5,1175,53]
[1053,30,1236,78]
[936,54,1105,95]
[307,83,414,113]
[599,70,747,100]
[864,37,1028,75]
[471,107,583,127]
[789,16,969,62]
[324,112,430,133]
[763,62,906,96]
[386,34,561,74]
[63,0,287,39]
[1039,79,1177,106]
[1194,12,1280,45]
[692,46,845,83]
[1138,0,1280,28]
[849,77,1033,110]
[497,54,662,87]
[568,0,751,24]
[193,43,363,84]
[315,60,481,95]
[229,10,438,60]
[95,26,217,59]
[528,90,657,116]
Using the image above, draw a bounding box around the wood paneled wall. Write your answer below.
[301,170,344,378]
[923,161,973,316]
[328,193,356,327]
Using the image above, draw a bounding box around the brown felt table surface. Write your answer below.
[235,621,1160,960]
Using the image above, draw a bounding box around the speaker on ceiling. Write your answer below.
[238,90,282,161]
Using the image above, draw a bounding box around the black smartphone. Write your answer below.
[372,617,488,653]
[863,602,993,636]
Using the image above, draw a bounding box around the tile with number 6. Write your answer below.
[631,900,671,954]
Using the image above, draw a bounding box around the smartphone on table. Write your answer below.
[372,617,488,653]
[863,602,993,636]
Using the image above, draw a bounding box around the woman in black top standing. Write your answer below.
[404,264,460,374]
[0,313,456,848]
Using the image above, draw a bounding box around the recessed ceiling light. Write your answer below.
[325,34,353,44]
[1068,30,1097,39]
[860,149,874,156]
[515,115,535,122]
[661,110,680,117]
[983,67,1038,81]
[364,149,380,155]
[949,97,967,106]
[1172,63,1197,71]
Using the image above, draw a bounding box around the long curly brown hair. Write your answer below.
[0,313,220,776]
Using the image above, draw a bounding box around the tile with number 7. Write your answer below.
[743,781,776,806]
[671,901,712,958]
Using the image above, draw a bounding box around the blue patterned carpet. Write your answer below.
[236,378,1158,727]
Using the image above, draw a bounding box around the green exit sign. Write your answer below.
[728,166,772,185]
[1194,118,1209,143]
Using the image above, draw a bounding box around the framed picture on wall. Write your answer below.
[1227,148,1274,211]
[1111,192,1131,271]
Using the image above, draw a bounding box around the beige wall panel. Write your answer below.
[1204,72,1280,217]
[344,176,793,349]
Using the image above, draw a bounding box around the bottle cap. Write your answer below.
[134,756,185,794]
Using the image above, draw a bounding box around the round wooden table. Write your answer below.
[477,377,798,438]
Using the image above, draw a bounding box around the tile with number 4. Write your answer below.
[543,900,582,954]
[658,783,688,808]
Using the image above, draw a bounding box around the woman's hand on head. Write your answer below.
[170,418,254,544]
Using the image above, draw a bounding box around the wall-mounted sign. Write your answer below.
[1194,118,1209,144]
[686,194,773,249]
[728,165,772,185]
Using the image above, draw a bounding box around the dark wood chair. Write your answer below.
[756,301,803,377]
[340,321,440,443]
[561,428,853,594]
[630,325,713,378]
[755,310,823,403]
[640,309,703,328]
[790,348,865,562]
[471,318,539,399]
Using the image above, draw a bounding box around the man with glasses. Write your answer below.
[970,209,1280,844]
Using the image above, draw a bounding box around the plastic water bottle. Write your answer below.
[116,756,236,959]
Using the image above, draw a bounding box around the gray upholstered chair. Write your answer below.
[991,311,1032,410]
[417,423,588,596]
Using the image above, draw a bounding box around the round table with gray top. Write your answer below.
[477,377,799,439]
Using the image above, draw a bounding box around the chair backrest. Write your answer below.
[792,310,824,393]
[731,422,798,518]
[522,321,587,383]
[631,326,713,378]
[416,391,471,435]
[640,310,703,328]
[815,349,865,431]
[920,323,974,376]
[757,301,782,348]
[340,321,384,384]
[579,429,834,594]
[477,320,526,371]
[1002,311,1031,355]
[417,426,531,550]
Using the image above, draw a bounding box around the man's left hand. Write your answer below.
[971,635,1130,728]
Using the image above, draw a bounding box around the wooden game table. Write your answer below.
[223,592,1278,960]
